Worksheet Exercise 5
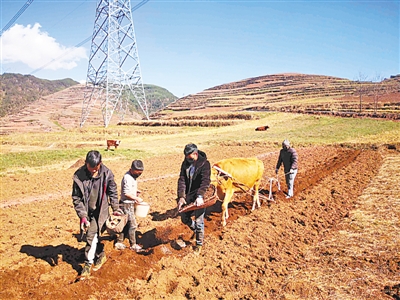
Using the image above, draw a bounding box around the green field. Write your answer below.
[1,112,399,174]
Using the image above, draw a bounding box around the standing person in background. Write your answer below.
[177,143,211,255]
[72,150,121,280]
[114,159,144,252]
[275,139,298,199]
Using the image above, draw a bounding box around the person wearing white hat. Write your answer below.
[275,139,298,198]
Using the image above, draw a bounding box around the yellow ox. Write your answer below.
[211,157,264,226]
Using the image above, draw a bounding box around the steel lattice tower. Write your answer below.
[80,0,149,128]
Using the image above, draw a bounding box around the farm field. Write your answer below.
[0,111,399,299]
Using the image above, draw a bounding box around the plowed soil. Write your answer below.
[0,144,399,299]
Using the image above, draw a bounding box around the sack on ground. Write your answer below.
[106,214,128,235]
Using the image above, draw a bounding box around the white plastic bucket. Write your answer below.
[134,202,150,217]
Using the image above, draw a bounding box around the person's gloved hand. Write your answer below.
[289,169,294,174]
[113,209,124,216]
[177,197,186,210]
[195,196,204,207]
[80,217,90,231]
[275,168,279,175]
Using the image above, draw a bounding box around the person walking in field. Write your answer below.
[114,159,145,252]
[275,139,298,199]
[177,143,211,255]
[72,150,121,280]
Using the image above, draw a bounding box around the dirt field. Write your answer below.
[0,144,399,299]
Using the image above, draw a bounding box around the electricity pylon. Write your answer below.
[80,0,149,128]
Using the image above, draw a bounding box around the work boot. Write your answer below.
[194,245,202,256]
[80,263,91,279]
[175,239,186,248]
[92,254,107,271]
[114,242,126,250]
[130,244,144,253]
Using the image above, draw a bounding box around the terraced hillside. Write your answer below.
[0,84,142,133]
[157,73,400,120]
[1,85,100,133]
[1,73,399,134]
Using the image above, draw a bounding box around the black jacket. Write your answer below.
[276,147,299,173]
[72,163,119,232]
[177,150,211,203]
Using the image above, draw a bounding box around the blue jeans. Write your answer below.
[285,169,298,197]
[180,208,205,246]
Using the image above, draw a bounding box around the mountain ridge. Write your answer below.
[0,74,177,133]
[153,73,399,120]
[1,72,399,133]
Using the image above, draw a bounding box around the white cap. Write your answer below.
[282,139,290,147]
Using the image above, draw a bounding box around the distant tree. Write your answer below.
[371,74,384,115]
[354,72,368,113]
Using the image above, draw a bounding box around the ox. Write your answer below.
[106,140,120,150]
[211,157,264,226]
[255,125,269,131]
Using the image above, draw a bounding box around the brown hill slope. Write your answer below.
[0,73,78,118]
[1,73,399,134]
[154,73,400,120]
[0,84,141,133]
[0,76,176,134]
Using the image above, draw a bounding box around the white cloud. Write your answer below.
[1,23,87,70]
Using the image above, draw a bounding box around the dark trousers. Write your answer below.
[85,217,104,264]
[181,208,205,246]
[117,202,138,246]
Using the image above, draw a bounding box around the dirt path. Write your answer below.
[0,145,399,299]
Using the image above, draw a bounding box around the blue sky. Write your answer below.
[1,0,399,97]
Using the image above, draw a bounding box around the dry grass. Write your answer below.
[284,154,400,299]
[118,119,241,127]
[1,112,399,174]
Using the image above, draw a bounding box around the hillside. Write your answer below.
[153,73,400,121]
[0,73,78,117]
[1,73,399,133]
[0,74,177,133]
[144,84,178,112]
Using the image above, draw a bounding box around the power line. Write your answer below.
[29,0,149,76]
[30,36,92,75]
[132,0,149,11]
[1,0,34,37]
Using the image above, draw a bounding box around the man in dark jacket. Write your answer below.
[72,150,120,279]
[275,139,298,199]
[177,143,211,255]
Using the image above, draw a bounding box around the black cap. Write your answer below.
[131,160,144,171]
[184,143,198,156]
